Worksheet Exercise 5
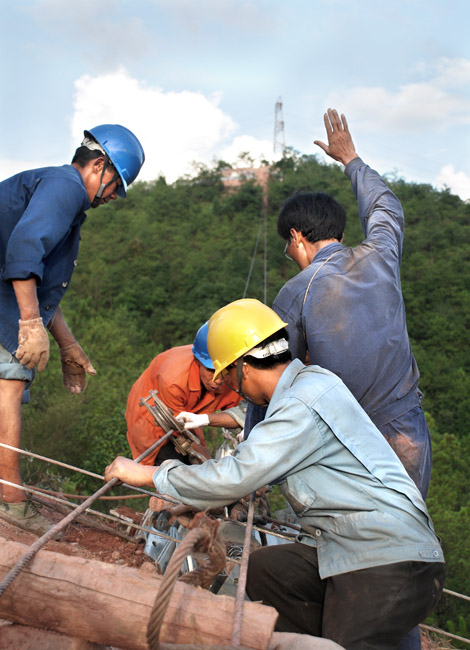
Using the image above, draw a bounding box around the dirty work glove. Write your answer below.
[60,342,97,394]
[176,411,210,429]
[16,317,50,372]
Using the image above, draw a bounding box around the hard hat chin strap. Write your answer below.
[235,358,260,406]
[91,158,119,208]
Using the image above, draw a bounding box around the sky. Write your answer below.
[1,0,469,200]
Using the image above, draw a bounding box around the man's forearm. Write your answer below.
[208,412,239,428]
[12,279,40,320]
[47,306,76,347]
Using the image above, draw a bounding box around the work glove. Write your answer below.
[60,342,97,394]
[175,411,210,429]
[16,317,50,372]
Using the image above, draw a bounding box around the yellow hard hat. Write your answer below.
[208,299,288,379]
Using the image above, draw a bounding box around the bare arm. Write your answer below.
[314,108,358,166]
[12,279,40,320]
[47,305,77,347]
[208,412,239,428]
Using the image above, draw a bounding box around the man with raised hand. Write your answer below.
[246,109,431,506]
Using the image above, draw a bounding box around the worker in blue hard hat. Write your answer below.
[126,321,245,467]
[0,124,145,536]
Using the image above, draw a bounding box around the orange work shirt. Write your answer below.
[126,345,241,465]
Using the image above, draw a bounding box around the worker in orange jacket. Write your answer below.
[125,322,243,465]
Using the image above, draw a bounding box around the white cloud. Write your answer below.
[324,57,470,132]
[219,135,280,167]
[71,68,276,183]
[434,165,470,201]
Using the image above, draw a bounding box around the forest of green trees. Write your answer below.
[22,151,470,638]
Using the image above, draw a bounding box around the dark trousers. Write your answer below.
[246,543,445,650]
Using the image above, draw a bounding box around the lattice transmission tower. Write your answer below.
[273,96,286,154]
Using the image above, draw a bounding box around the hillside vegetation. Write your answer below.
[22,152,470,639]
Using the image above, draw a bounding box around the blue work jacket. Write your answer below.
[246,157,432,497]
[154,360,443,579]
[0,165,90,353]
[273,157,421,427]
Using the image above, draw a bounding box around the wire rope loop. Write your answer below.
[146,514,226,650]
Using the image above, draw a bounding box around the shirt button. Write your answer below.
[62,281,68,288]
[44,305,51,311]
[315,529,322,537]
[73,260,78,267]
[433,550,439,558]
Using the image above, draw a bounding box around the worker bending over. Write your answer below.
[125,321,243,465]
[0,124,145,535]
[106,299,444,650]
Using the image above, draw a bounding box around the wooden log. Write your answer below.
[0,620,105,649]
[0,539,277,650]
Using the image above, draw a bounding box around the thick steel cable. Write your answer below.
[0,433,174,598]
[420,623,470,646]
[8,443,470,607]
[147,514,230,650]
[0,443,302,534]
[0,441,165,500]
[27,485,145,500]
[0,441,103,479]
[147,526,207,649]
[0,478,297,558]
[443,587,470,602]
[0,478,180,544]
[242,212,263,299]
[231,492,255,647]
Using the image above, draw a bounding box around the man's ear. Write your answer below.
[290,227,300,243]
[91,156,106,174]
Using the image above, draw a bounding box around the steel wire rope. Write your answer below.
[231,492,255,647]
[0,441,161,500]
[262,191,268,305]
[0,443,301,538]
[242,210,263,299]
[3,495,469,644]
[0,433,176,597]
[27,485,145,500]
[146,514,252,650]
[0,479,180,544]
[8,447,469,610]
[420,623,470,646]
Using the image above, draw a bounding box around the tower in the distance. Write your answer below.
[273,96,286,154]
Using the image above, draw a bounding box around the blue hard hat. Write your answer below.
[85,124,145,197]
[192,321,214,370]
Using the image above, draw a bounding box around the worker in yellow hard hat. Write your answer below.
[105,298,444,650]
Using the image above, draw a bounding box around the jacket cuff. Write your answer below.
[3,262,43,284]
[344,156,364,178]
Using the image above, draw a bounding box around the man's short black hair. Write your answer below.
[277,192,346,243]
[71,146,104,167]
[243,328,291,370]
